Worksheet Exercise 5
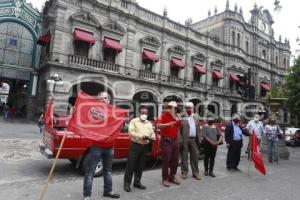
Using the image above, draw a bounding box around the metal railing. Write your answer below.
[138,70,157,80]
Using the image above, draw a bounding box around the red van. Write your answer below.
[39,115,161,177]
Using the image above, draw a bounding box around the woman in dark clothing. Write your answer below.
[201,117,223,177]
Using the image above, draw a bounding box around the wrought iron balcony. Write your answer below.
[167,76,184,85]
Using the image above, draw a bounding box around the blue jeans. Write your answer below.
[267,139,279,162]
[83,146,113,197]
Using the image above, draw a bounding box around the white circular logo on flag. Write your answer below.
[88,107,106,123]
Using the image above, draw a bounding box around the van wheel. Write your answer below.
[81,156,103,177]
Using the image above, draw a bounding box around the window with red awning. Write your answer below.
[261,83,270,91]
[170,57,185,68]
[229,73,240,82]
[142,49,159,62]
[194,64,206,74]
[73,29,96,45]
[37,33,51,46]
[212,70,224,79]
[103,37,123,52]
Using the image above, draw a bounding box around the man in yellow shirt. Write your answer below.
[123,105,155,192]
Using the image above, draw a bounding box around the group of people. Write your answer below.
[81,94,283,200]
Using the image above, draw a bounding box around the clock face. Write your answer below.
[259,20,266,32]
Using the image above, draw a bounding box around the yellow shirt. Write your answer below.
[128,117,155,144]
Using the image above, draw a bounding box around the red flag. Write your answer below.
[67,91,128,145]
[251,131,266,175]
[44,97,54,127]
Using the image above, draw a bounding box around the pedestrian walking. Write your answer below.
[38,110,45,134]
[180,102,202,180]
[83,92,120,200]
[225,114,249,173]
[265,118,283,164]
[157,101,181,187]
[201,116,223,177]
[123,105,155,192]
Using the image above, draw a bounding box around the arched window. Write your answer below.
[231,31,235,49]
[262,50,266,60]
[0,22,34,68]
[237,33,241,48]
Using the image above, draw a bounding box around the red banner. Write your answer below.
[45,97,54,127]
[251,131,266,175]
[67,91,128,144]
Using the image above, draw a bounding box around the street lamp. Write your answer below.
[47,73,63,92]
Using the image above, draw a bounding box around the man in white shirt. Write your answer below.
[180,102,202,180]
[246,114,264,141]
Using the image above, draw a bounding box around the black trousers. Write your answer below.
[203,142,217,172]
[124,142,149,186]
[226,140,243,169]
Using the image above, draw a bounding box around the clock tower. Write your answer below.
[250,4,274,35]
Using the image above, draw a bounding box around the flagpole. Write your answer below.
[247,133,253,177]
[39,130,68,200]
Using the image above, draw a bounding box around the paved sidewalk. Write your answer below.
[1,144,300,200]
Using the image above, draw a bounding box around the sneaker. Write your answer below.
[84,197,91,200]
[103,192,120,199]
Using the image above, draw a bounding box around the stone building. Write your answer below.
[37,0,291,121]
[0,0,42,119]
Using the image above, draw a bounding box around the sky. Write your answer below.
[27,0,299,59]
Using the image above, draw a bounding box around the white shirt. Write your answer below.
[187,114,197,137]
[246,120,264,139]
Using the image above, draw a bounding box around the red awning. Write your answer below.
[73,29,95,45]
[37,33,51,45]
[194,64,206,74]
[212,70,223,79]
[170,58,185,68]
[261,83,270,91]
[142,49,159,62]
[229,74,240,82]
[103,37,123,52]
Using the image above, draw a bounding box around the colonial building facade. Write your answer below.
[0,0,42,119]
[37,0,290,121]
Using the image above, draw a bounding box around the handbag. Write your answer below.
[277,126,283,140]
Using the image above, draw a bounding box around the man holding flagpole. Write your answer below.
[80,91,122,200]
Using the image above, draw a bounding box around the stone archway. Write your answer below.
[132,91,158,120]
[68,81,114,114]
[207,101,221,119]
[188,98,205,119]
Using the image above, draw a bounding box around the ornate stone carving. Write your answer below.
[140,35,160,48]
[70,11,101,27]
[168,45,185,55]
[103,21,126,36]
[192,53,206,62]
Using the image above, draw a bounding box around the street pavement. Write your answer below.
[0,119,300,200]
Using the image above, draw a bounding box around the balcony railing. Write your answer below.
[138,70,157,80]
[167,76,184,85]
[66,55,245,96]
[68,55,120,73]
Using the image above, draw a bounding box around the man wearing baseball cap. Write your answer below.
[157,101,182,187]
[180,102,202,180]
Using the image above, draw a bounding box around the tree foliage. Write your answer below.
[283,57,300,126]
